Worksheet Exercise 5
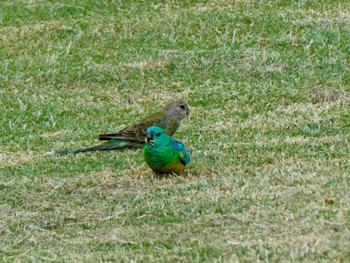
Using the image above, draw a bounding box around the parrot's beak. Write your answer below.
[146,133,155,146]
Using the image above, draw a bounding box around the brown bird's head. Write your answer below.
[164,101,190,122]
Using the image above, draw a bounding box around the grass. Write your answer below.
[1,0,349,261]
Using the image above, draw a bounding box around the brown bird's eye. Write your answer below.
[180,104,185,109]
[156,132,161,137]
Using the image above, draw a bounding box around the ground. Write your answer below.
[1,0,349,261]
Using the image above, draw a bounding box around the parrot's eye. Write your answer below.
[180,104,186,109]
[155,132,161,137]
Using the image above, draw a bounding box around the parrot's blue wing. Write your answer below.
[174,140,190,165]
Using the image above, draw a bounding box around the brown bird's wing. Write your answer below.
[99,113,178,142]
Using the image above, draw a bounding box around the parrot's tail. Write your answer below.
[47,140,144,155]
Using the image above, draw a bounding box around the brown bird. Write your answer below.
[48,101,190,155]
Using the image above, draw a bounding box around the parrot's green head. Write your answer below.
[146,126,168,147]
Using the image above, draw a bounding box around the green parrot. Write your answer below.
[48,101,190,155]
[143,126,190,175]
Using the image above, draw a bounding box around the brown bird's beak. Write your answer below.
[146,133,155,146]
